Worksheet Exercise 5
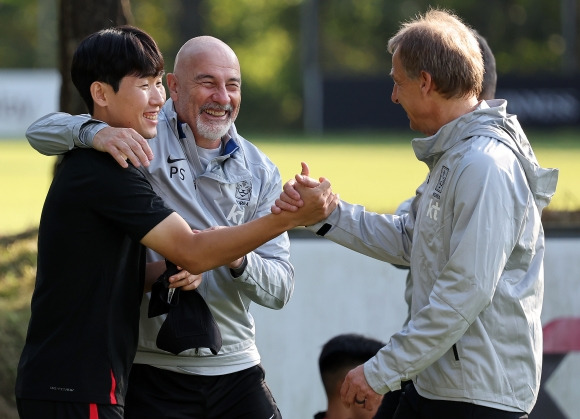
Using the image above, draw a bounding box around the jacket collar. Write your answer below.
[411,99,558,211]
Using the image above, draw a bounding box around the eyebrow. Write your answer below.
[195,74,241,84]
[195,74,214,81]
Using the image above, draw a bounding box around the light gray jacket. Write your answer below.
[26,99,294,375]
[307,100,558,413]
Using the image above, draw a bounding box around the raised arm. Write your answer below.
[26,112,154,168]
[142,177,339,275]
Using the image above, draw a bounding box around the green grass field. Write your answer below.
[1,130,578,235]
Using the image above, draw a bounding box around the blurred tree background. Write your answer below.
[0,0,577,133]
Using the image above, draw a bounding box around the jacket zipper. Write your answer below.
[452,344,460,361]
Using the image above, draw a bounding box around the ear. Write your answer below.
[166,73,178,101]
[419,70,435,96]
[90,81,108,107]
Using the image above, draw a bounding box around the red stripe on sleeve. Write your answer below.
[109,370,118,404]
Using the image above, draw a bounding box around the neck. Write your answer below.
[444,96,480,122]
[91,109,109,125]
[325,398,356,419]
[196,137,223,149]
[427,96,480,136]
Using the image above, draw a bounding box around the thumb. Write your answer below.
[295,173,320,188]
[300,162,310,177]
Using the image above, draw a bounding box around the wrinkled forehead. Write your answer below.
[177,41,240,77]
[389,49,404,79]
[197,50,240,75]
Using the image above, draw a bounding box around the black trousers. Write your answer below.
[124,363,281,419]
[374,381,410,418]
[375,382,528,419]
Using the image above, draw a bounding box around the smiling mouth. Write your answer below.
[144,112,158,120]
[200,103,233,118]
[204,109,227,117]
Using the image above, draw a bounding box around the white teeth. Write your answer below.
[144,114,158,120]
[205,109,226,117]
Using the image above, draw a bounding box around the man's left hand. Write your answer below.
[340,365,382,412]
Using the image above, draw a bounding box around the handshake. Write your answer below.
[271,162,338,224]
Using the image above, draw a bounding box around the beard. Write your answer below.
[196,103,235,141]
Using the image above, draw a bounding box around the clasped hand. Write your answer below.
[271,162,338,221]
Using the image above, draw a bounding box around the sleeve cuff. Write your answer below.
[364,358,393,395]
[77,119,108,147]
[229,255,248,278]
[305,200,342,235]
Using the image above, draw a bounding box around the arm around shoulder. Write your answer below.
[26,112,102,155]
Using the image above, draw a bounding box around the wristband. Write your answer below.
[316,223,332,236]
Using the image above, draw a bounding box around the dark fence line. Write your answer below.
[323,74,580,130]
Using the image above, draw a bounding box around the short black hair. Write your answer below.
[319,334,385,396]
[71,25,165,114]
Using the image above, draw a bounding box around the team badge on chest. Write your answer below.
[226,181,252,225]
[235,181,252,206]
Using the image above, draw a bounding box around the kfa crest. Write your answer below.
[235,180,252,206]
[227,181,252,225]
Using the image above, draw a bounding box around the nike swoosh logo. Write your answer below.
[167,156,186,164]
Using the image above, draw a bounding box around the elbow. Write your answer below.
[270,286,294,310]
[25,131,45,154]
[26,131,67,156]
[257,297,287,311]
[270,299,286,310]
[184,261,205,276]
[172,254,206,276]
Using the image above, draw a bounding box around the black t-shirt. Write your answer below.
[15,149,174,405]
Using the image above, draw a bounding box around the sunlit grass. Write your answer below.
[255,138,426,213]
[0,141,55,235]
[0,129,578,235]
[253,129,580,213]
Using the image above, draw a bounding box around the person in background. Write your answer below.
[274,8,558,418]
[475,30,497,101]
[315,334,386,419]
